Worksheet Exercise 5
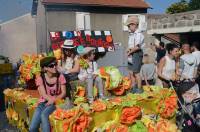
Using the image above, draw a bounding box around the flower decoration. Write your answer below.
[79,57,89,69]
[18,54,41,85]
[120,106,141,125]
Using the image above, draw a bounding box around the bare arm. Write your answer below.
[141,67,149,86]
[175,59,180,80]
[38,85,52,101]
[157,57,169,81]
[144,75,149,86]
[128,46,141,55]
[68,59,80,73]
[55,84,66,99]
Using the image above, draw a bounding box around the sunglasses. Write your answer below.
[47,62,57,68]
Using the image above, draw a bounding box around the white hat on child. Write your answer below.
[61,40,76,49]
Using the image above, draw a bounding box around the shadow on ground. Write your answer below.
[0,111,19,132]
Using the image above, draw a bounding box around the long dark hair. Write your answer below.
[62,48,76,63]
[82,50,95,59]
[165,43,179,54]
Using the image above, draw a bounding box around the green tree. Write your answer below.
[166,0,189,14]
[188,0,200,11]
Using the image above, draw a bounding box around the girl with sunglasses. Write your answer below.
[29,57,66,132]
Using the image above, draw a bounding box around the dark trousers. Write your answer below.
[64,73,78,99]
[142,79,155,85]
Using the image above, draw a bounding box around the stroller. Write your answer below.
[170,80,200,131]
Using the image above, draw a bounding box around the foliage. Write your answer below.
[188,0,200,11]
[166,0,189,14]
[166,0,200,14]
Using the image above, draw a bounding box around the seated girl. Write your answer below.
[78,47,106,104]
[29,57,66,132]
[58,40,80,80]
[57,39,80,99]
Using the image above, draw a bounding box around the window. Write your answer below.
[76,12,91,30]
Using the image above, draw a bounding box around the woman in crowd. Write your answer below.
[78,47,106,104]
[29,57,66,132]
[157,43,179,88]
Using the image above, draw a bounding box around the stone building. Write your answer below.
[147,10,200,45]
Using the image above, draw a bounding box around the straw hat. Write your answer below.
[78,47,96,56]
[125,16,139,26]
[61,40,75,49]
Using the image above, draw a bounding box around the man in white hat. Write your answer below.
[126,16,145,93]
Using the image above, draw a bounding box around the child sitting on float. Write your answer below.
[29,57,66,132]
[77,47,106,104]
[57,39,80,99]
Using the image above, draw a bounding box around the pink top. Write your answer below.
[35,74,66,103]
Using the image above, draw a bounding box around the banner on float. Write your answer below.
[49,30,115,52]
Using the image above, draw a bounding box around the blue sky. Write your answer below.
[0,0,32,23]
[0,0,182,23]
[146,0,180,14]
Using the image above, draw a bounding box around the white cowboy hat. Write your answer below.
[61,40,76,49]
[125,16,139,26]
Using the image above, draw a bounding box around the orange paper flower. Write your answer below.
[120,106,141,125]
[112,86,125,95]
[157,92,177,119]
[91,100,107,112]
[115,124,128,132]
[72,114,92,132]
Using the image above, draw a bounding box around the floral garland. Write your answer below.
[18,54,41,85]
[79,57,89,69]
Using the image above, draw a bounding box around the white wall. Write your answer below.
[0,13,37,63]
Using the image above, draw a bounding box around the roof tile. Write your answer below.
[42,0,150,8]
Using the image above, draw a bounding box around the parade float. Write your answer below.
[4,62,179,132]
[4,30,179,131]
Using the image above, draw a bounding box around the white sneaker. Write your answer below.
[99,95,109,101]
[88,98,94,104]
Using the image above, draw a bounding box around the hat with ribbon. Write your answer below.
[61,40,76,49]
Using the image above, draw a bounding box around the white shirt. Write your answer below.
[180,53,197,79]
[162,56,176,80]
[62,55,79,71]
[128,29,145,50]
[78,61,98,81]
[192,51,200,66]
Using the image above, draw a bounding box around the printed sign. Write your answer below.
[49,30,115,52]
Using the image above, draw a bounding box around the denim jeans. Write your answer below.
[29,102,56,132]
